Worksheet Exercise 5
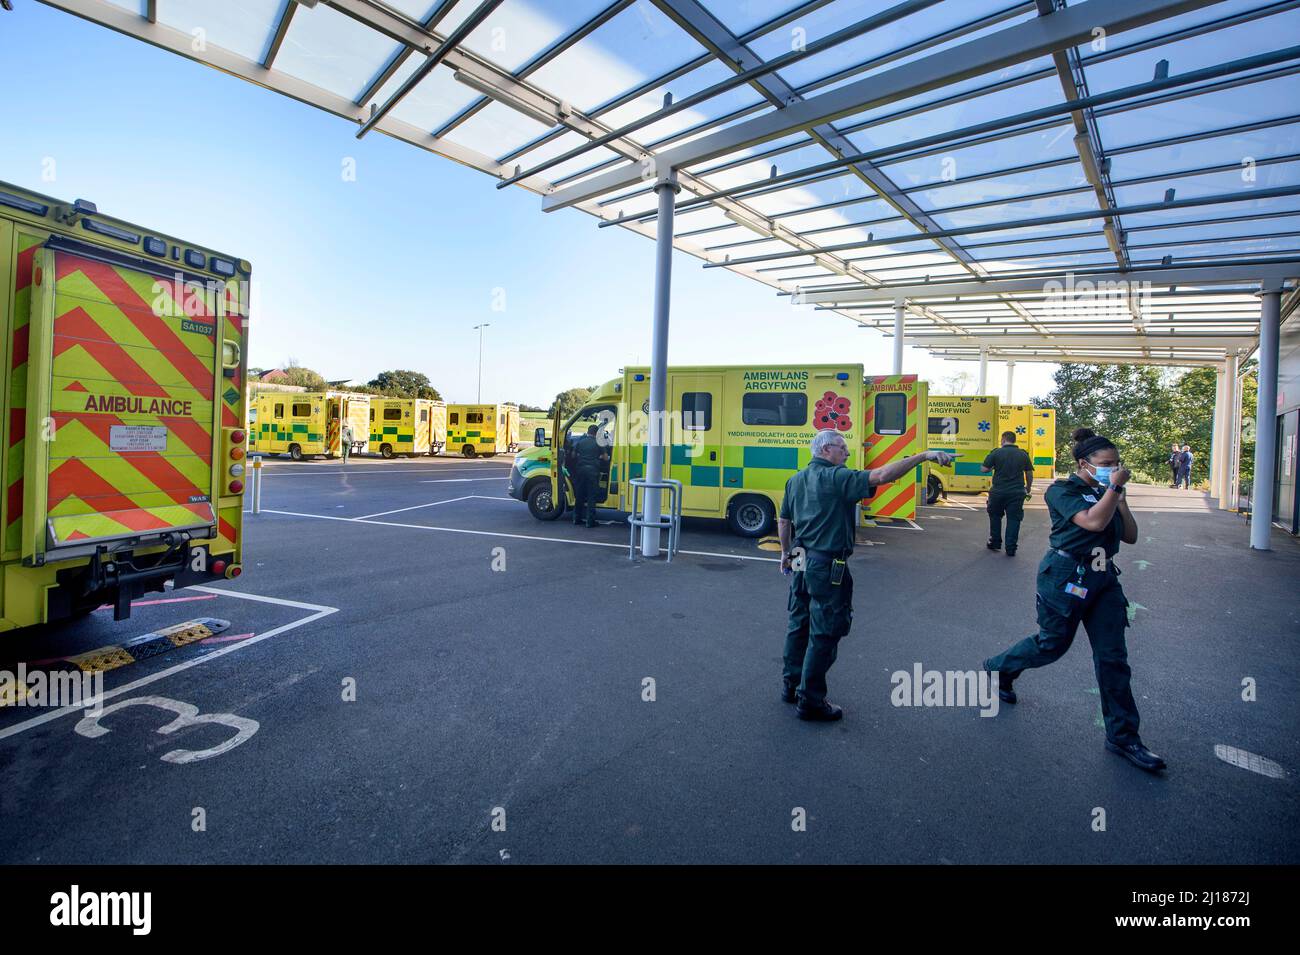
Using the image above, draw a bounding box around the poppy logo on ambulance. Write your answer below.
[814,391,852,432]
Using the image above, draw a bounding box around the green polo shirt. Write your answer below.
[779,457,876,554]
[983,444,1033,494]
[1045,474,1124,557]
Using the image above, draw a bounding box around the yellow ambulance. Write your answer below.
[368,397,447,457]
[1030,407,1057,480]
[925,395,1001,500]
[446,402,519,457]
[998,403,1034,453]
[0,179,248,628]
[510,364,870,537]
[251,391,370,460]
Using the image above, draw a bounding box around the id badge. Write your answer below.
[830,559,846,586]
[1063,582,1088,599]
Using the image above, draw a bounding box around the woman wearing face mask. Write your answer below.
[983,427,1165,772]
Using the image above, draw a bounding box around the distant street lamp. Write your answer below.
[473,323,490,403]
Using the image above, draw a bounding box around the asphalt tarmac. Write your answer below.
[1,456,1295,864]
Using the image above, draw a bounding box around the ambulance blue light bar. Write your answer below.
[836,373,849,380]
[0,191,48,215]
[209,256,236,277]
[81,219,140,243]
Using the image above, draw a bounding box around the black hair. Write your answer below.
[587,424,598,435]
[1071,427,1117,462]
[1001,431,1017,443]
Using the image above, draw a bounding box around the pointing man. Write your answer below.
[779,429,954,721]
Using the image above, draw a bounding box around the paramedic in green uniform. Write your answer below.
[570,424,607,528]
[983,427,1165,772]
[340,422,353,464]
[779,429,954,721]
[981,430,1034,555]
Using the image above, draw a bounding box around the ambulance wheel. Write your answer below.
[462,445,477,458]
[289,444,303,461]
[727,495,774,537]
[380,444,394,459]
[527,480,564,521]
[926,474,942,505]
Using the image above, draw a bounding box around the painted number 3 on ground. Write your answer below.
[75,695,259,764]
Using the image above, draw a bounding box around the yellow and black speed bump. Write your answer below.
[61,618,231,675]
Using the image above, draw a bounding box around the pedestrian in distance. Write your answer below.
[569,424,608,528]
[982,427,1165,773]
[1168,442,1181,487]
[778,428,955,722]
[1179,444,1194,489]
[340,421,353,465]
[981,430,1035,556]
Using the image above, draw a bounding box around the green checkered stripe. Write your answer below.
[448,429,488,442]
[1033,455,1053,465]
[260,422,322,442]
[370,426,414,446]
[626,444,811,490]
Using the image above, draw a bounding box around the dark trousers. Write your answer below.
[984,552,1141,744]
[783,557,854,707]
[571,467,600,523]
[986,489,1025,550]
[1176,468,1191,489]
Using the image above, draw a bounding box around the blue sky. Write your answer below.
[1,1,1059,407]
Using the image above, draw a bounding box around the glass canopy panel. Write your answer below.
[1134,236,1300,258]
[1113,159,1300,208]
[1078,0,1295,91]
[1120,194,1300,231]
[971,234,1104,257]
[880,123,1079,187]
[454,0,616,74]
[767,2,1042,94]
[159,0,282,64]
[977,252,1120,272]
[1096,74,1300,150]
[381,61,479,132]
[741,176,875,217]
[523,1,707,113]
[385,1,443,20]
[512,132,627,184]
[927,190,1104,232]
[1128,214,1300,245]
[274,3,402,101]
[709,0,810,36]
[596,60,768,150]
[449,100,562,160]
[1109,122,1300,183]
[907,164,1089,217]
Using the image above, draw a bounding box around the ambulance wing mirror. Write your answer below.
[534,427,549,448]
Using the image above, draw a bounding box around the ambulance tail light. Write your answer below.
[231,430,245,444]
[229,479,244,494]
[211,559,227,576]
[226,565,242,579]
[231,447,245,461]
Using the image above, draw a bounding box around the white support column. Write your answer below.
[1250,290,1282,549]
[1218,353,1238,509]
[1005,360,1016,403]
[892,301,905,375]
[977,344,988,393]
[641,172,680,558]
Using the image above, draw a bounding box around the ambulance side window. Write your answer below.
[370,408,375,421]
[384,408,402,421]
[274,404,284,418]
[874,394,907,436]
[450,413,459,425]
[292,403,310,417]
[467,412,483,424]
[928,416,959,435]
[742,393,806,426]
[680,392,712,430]
[420,409,429,423]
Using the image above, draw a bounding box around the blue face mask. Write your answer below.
[1091,466,1114,487]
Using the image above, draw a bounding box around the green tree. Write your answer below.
[1032,362,1174,482]
[1168,367,1217,486]
[281,360,327,391]
[548,387,595,421]
[517,403,547,413]
[367,369,441,401]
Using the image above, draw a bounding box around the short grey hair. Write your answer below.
[811,429,847,457]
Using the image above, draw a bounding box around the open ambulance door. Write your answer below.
[547,404,568,516]
[861,376,923,523]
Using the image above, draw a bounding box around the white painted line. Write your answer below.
[1213,744,1288,779]
[0,589,338,742]
[417,478,506,484]
[260,508,781,562]
[355,495,476,520]
[467,496,515,502]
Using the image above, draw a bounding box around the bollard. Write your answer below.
[251,454,262,514]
